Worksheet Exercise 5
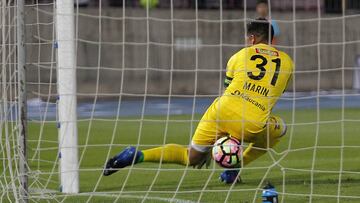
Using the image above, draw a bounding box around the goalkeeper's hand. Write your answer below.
[193,152,211,169]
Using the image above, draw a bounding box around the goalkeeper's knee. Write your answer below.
[266,116,287,148]
[252,116,287,150]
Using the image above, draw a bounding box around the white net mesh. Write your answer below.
[2,0,360,202]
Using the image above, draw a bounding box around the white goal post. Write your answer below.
[55,0,79,194]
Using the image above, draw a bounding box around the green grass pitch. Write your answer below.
[25,108,360,202]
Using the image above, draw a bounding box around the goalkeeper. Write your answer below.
[103,18,293,183]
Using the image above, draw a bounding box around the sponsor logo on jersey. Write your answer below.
[230,90,266,111]
[255,48,279,56]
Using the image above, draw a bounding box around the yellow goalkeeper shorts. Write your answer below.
[191,98,287,152]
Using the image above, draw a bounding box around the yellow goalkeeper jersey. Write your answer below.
[221,43,293,132]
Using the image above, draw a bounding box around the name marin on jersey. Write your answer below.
[242,81,269,97]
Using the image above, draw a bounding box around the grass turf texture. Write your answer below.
[17,108,360,202]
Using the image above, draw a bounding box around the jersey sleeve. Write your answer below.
[282,54,294,92]
[224,49,246,88]
[224,56,236,87]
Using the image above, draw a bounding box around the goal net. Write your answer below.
[1,0,360,202]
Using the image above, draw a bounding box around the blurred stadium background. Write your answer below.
[26,0,360,100]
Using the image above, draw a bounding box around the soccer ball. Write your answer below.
[212,136,242,168]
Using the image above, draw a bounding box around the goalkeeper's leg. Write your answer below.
[242,115,287,166]
[142,144,211,167]
[141,144,189,164]
[103,144,210,176]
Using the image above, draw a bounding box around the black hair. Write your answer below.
[247,18,274,43]
[256,0,268,5]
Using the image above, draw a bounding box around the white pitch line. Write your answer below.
[81,193,197,203]
[29,189,197,203]
[119,194,197,203]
